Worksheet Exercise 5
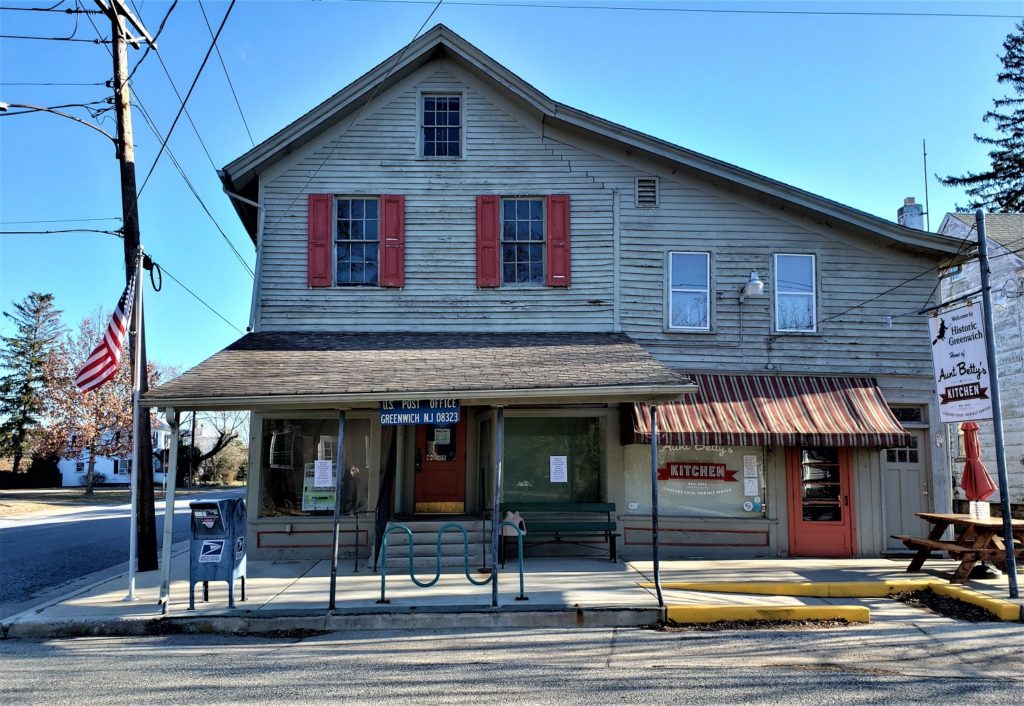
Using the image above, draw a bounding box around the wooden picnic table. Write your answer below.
[892,512,1024,584]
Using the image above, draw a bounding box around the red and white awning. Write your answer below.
[630,374,911,448]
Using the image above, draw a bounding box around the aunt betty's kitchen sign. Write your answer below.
[657,462,738,482]
[928,302,992,423]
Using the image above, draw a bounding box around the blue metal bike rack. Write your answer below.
[377,521,526,604]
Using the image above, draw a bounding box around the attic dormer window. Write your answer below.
[422,94,461,157]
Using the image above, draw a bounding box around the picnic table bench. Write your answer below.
[502,501,618,562]
[892,512,1024,583]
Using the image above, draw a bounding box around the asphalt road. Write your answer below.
[0,488,245,619]
[2,624,1022,705]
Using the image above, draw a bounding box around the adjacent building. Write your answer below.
[145,25,962,562]
[937,212,1024,513]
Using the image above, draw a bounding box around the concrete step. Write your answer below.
[386,520,491,533]
[383,531,490,546]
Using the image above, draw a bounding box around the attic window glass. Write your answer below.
[335,198,379,286]
[668,252,710,330]
[422,95,461,157]
[501,198,545,285]
[774,253,816,332]
[636,177,659,208]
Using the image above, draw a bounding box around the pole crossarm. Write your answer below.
[92,0,155,49]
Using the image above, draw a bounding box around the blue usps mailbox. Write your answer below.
[189,498,246,610]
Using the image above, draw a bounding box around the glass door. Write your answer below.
[787,447,855,557]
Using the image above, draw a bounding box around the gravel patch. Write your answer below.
[891,589,1002,622]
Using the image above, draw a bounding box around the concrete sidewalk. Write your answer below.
[3,552,1021,637]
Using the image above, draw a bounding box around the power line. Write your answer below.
[155,261,245,334]
[197,0,254,146]
[134,0,236,198]
[274,0,445,231]
[0,80,106,86]
[124,0,178,85]
[0,216,121,224]
[0,228,121,236]
[337,0,1024,20]
[0,2,98,12]
[0,33,107,42]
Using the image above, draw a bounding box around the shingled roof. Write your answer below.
[144,332,695,410]
[950,213,1024,254]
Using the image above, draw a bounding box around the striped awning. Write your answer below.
[630,374,911,448]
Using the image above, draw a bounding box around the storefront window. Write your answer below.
[624,444,766,518]
[503,417,602,503]
[259,417,370,517]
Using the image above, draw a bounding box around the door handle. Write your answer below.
[415,449,422,474]
[843,495,848,507]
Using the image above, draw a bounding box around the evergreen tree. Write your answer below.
[0,293,63,473]
[941,22,1024,211]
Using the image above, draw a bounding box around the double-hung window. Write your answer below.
[422,95,461,157]
[501,198,545,285]
[774,253,816,332]
[335,198,380,286]
[668,252,710,330]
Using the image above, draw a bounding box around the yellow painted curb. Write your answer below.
[639,580,938,597]
[930,584,1023,622]
[666,605,870,624]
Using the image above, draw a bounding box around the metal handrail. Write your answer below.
[377,521,526,604]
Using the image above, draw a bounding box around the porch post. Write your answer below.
[489,406,504,608]
[158,407,179,613]
[329,410,347,610]
[649,403,664,608]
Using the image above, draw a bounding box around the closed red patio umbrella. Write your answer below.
[960,422,997,502]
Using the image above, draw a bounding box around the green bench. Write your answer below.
[504,502,618,562]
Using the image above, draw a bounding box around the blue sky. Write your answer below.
[1,0,1020,372]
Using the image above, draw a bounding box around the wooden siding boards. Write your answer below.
[256,60,943,382]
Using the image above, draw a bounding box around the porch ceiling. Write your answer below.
[143,332,696,411]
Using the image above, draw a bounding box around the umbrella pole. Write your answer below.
[976,210,1018,599]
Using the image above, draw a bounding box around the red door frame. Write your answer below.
[786,447,858,558]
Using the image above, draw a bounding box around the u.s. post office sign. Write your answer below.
[379,399,460,425]
[929,302,993,423]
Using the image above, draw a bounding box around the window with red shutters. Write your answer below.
[307,194,333,288]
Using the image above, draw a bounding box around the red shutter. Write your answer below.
[546,194,570,287]
[307,194,332,288]
[379,194,405,288]
[476,195,501,288]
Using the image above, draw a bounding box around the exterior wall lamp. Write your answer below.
[740,270,765,303]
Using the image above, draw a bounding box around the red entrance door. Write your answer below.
[787,447,856,557]
[414,420,466,513]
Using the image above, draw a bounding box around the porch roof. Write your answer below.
[143,332,696,411]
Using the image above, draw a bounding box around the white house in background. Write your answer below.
[59,418,172,487]
[938,212,1024,511]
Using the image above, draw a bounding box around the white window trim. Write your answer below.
[500,196,546,287]
[417,91,466,160]
[333,195,382,288]
[667,251,711,331]
[773,253,817,333]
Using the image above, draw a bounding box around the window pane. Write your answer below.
[671,253,707,289]
[503,200,516,220]
[530,200,542,219]
[364,200,378,219]
[530,261,543,283]
[351,220,363,239]
[517,221,529,241]
[423,141,435,157]
[424,97,435,111]
[423,111,435,126]
[503,417,602,504]
[503,263,516,283]
[776,255,814,294]
[448,140,460,157]
[517,200,530,219]
[777,293,814,331]
[670,291,708,329]
[260,418,371,517]
[337,200,350,219]
[530,222,544,241]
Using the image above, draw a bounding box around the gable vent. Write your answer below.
[636,177,659,208]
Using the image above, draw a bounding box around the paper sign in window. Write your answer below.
[549,456,568,483]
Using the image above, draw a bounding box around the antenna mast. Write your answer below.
[922,139,931,231]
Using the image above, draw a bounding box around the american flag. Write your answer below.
[74,274,136,393]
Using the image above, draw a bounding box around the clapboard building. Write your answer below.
[146,25,962,563]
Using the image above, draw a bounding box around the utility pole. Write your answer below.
[95,0,159,573]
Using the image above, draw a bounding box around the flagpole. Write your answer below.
[125,248,144,602]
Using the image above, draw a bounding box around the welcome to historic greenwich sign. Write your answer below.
[928,302,993,423]
[379,399,460,425]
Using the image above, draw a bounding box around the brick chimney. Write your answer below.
[897,197,925,230]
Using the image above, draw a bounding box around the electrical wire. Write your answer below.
[154,261,245,333]
[0,216,121,224]
[124,0,178,85]
[336,0,1024,20]
[0,33,105,42]
[0,228,123,236]
[134,0,236,198]
[0,1,65,10]
[273,0,444,231]
[0,81,106,86]
[82,4,255,279]
[197,0,254,146]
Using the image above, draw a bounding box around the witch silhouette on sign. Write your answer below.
[932,317,947,345]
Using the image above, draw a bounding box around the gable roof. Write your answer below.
[220,24,961,257]
[948,212,1024,254]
